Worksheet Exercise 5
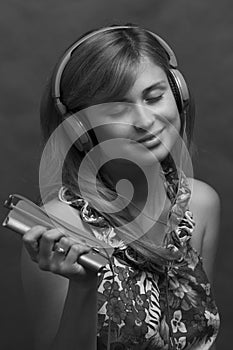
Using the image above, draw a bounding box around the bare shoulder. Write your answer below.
[188,178,221,215]
[187,178,221,254]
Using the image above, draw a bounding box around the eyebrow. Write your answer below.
[143,80,167,95]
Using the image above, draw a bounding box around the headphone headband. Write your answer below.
[51,25,179,114]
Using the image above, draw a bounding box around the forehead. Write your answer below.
[126,57,167,97]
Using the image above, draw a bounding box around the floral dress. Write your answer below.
[58,159,220,350]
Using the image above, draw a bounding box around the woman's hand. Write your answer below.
[22,225,98,288]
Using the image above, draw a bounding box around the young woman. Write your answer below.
[21,25,220,350]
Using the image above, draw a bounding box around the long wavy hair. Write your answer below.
[40,25,195,263]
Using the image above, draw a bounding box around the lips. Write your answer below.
[136,128,164,142]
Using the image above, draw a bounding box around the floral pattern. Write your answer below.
[171,311,187,333]
[59,157,220,350]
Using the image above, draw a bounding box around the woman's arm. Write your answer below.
[200,186,220,350]
[199,183,221,284]
[50,279,98,350]
[21,199,99,350]
[189,180,220,350]
[189,179,221,283]
[21,247,98,350]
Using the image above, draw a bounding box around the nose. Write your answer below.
[133,103,155,131]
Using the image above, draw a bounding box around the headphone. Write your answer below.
[51,26,190,153]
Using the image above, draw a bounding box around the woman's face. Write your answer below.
[84,57,181,166]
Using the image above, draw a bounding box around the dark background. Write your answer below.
[0,0,232,349]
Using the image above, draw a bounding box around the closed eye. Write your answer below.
[145,94,164,104]
[107,103,130,116]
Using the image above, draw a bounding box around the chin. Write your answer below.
[146,147,171,164]
[127,144,170,167]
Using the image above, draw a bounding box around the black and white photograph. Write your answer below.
[0,1,232,349]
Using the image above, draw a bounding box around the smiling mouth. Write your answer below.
[136,128,164,144]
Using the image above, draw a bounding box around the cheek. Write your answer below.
[161,96,181,146]
[165,93,181,132]
[173,112,181,133]
[167,113,181,143]
[93,124,132,159]
[94,124,129,143]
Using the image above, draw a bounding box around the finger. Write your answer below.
[38,228,66,262]
[23,226,47,261]
[24,244,39,263]
[53,236,71,262]
[23,225,47,249]
[64,243,91,266]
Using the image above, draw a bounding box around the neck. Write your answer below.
[101,158,168,223]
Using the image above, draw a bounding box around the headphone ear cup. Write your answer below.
[62,113,94,152]
[168,68,190,114]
